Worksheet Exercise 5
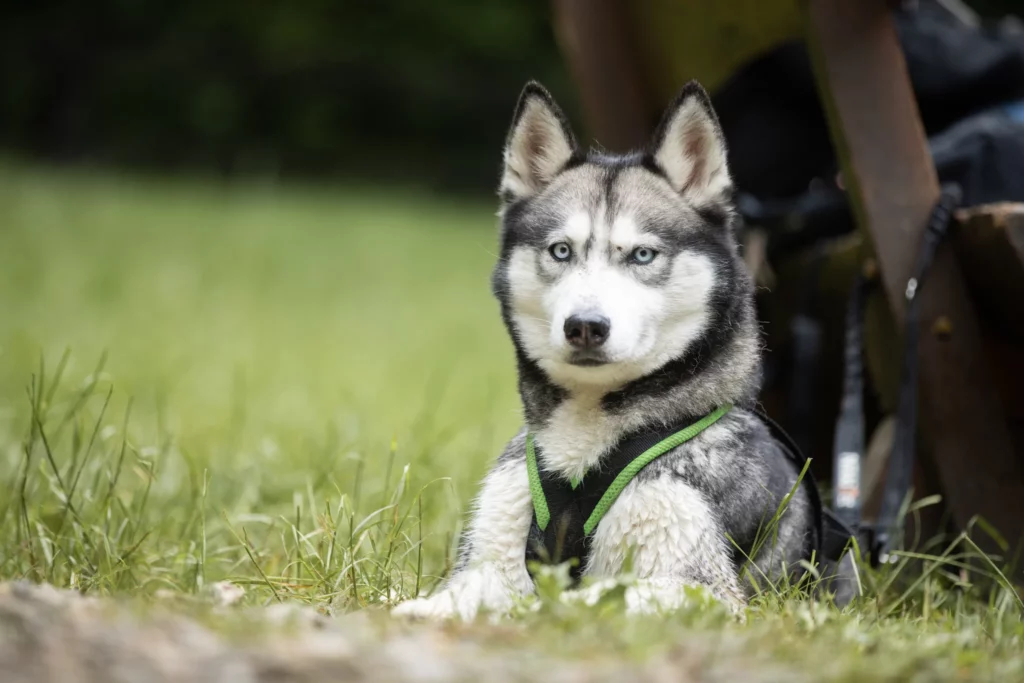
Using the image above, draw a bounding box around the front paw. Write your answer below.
[391,568,518,622]
[624,582,678,616]
[391,593,459,621]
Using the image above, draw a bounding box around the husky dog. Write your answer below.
[392,81,822,621]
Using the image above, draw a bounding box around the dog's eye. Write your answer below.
[549,242,572,262]
[630,247,657,265]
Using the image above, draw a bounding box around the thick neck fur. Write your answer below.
[515,264,762,484]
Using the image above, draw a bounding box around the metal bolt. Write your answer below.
[905,278,918,301]
[932,315,953,340]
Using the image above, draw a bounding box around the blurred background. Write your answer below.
[0,0,1016,190]
[2,0,1024,594]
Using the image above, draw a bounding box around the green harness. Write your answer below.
[524,404,732,579]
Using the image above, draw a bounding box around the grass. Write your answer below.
[0,162,1022,680]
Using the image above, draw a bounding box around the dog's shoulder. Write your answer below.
[632,407,815,568]
[638,407,806,510]
[495,427,529,465]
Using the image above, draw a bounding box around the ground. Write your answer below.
[0,162,1021,681]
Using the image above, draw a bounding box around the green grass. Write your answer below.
[1,162,1022,680]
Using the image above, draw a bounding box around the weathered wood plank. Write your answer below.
[954,203,1024,344]
[805,0,1024,555]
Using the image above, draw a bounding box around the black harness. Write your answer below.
[523,412,722,582]
[524,404,854,583]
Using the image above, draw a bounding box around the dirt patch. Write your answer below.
[0,581,800,683]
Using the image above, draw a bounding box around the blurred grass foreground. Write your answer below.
[2,163,1024,682]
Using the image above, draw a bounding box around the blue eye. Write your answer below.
[631,247,657,265]
[550,242,572,262]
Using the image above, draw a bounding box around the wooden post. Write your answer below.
[551,0,652,151]
[806,0,1024,557]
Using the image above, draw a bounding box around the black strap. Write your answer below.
[751,405,827,563]
[833,184,962,561]
[876,184,962,555]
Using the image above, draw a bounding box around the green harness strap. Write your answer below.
[526,404,732,537]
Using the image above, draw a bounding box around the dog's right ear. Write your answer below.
[499,82,577,203]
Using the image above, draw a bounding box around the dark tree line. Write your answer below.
[0,1,572,192]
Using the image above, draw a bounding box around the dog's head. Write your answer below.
[492,81,745,392]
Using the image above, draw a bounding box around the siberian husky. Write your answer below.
[393,80,836,621]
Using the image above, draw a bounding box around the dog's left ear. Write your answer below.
[649,81,732,207]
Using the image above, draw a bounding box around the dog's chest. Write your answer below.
[533,398,633,483]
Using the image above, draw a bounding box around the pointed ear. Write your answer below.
[500,81,577,202]
[649,81,732,206]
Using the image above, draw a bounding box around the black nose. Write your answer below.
[563,314,610,349]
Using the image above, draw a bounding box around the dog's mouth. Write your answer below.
[567,351,610,367]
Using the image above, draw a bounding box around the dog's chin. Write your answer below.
[540,353,648,391]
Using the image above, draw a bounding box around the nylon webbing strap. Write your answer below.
[875,184,962,556]
[525,435,550,530]
[833,184,962,561]
[583,405,731,535]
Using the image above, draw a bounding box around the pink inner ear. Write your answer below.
[524,127,546,180]
[679,121,708,194]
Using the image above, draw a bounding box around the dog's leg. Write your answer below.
[586,474,745,615]
[391,457,534,621]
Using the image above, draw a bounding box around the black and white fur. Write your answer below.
[392,81,815,620]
